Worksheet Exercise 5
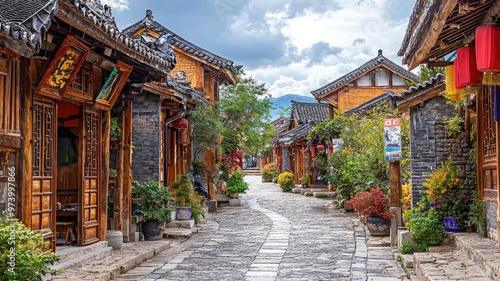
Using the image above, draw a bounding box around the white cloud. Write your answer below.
[101,0,130,11]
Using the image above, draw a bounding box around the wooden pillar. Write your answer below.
[496,86,500,250]
[123,89,132,240]
[22,58,33,226]
[99,110,110,240]
[389,161,402,207]
[113,98,125,231]
[204,148,215,199]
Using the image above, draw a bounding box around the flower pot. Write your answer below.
[443,216,463,232]
[366,215,391,236]
[176,207,192,220]
[343,200,354,211]
[142,220,164,240]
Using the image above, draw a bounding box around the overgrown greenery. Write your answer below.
[187,104,222,158]
[134,179,172,222]
[0,214,61,280]
[401,208,444,254]
[262,163,279,182]
[310,104,410,201]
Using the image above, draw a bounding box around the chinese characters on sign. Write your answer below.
[384,118,401,161]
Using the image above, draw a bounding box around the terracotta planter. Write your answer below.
[366,215,390,236]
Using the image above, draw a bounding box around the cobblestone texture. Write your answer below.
[117,175,404,281]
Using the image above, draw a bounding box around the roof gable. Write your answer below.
[311,50,418,98]
[344,91,398,116]
[396,73,445,113]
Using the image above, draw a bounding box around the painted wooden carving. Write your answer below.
[94,61,133,111]
[36,35,90,100]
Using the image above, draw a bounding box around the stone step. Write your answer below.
[54,241,110,266]
[450,232,500,280]
[166,219,195,229]
[413,250,491,281]
[300,188,328,193]
[49,240,172,280]
[163,227,198,239]
[52,245,113,272]
[313,191,337,198]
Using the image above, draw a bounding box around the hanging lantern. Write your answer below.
[172,117,189,128]
[446,65,463,101]
[316,144,325,151]
[310,146,316,157]
[455,46,482,86]
[476,24,500,85]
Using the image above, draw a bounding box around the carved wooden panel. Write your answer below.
[80,107,100,245]
[94,61,132,111]
[0,58,21,137]
[31,96,56,248]
[480,86,498,201]
[66,63,94,102]
[36,36,90,100]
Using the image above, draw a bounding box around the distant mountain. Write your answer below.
[267,94,316,120]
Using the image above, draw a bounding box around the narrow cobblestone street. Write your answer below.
[117,175,404,281]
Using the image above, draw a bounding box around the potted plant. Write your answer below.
[347,187,392,236]
[300,173,310,188]
[261,163,278,182]
[226,168,249,198]
[421,156,470,231]
[133,179,172,240]
[171,173,194,220]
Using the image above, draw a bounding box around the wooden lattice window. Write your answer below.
[33,97,55,177]
[480,86,498,201]
[0,58,21,136]
[84,109,98,177]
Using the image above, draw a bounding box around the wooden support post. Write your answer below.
[114,98,125,231]
[389,161,402,208]
[99,110,110,240]
[123,90,132,241]
[22,58,33,226]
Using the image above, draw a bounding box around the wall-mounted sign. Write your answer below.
[94,61,133,111]
[179,127,190,145]
[384,118,401,161]
[332,138,344,152]
[36,35,90,100]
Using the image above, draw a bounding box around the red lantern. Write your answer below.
[316,144,325,151]
[455,46,481,87]
[311,146,316,157]
[475,24,500,73]
[172,117,189,128]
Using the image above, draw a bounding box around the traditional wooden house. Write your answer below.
[261,117,289,168]
[399,0,500,243]
[273,101,329,184]
[311,49,418,114]
[122,10,238,199]
[0,0,177,250]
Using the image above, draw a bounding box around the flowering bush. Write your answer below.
[262,163,278,182]
[347,187,392,220]
[278,172,294,192]
[220,149,244,181]
[422,156,470,224]
[401,182,412,211]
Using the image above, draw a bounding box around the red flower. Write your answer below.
[347,187,392,220]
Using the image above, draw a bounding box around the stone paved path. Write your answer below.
[116,175,404,281]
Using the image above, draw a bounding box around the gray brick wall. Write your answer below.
[485,201,498,241]
[282,147,290,172]
[409,96,475,205]
[132,94,162,184]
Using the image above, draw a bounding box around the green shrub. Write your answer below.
[401,241,427,255]
[315,193,330,198]
[0,215,61,280]
[278,172,294,192]
[403,208,444,253]
[262,163,278,182]
[134,179,172,222]
[226,168,249,194]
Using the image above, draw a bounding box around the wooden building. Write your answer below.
[311,49,418,114]
[399,0,500,244]
[273,101,329,184]
[0,0,176,250]
[122,10,238,199]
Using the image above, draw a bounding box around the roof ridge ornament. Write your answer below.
[146,9,154,20]
[378,49,383,56]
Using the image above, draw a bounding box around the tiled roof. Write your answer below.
[397,0,426,57]
[396,73,445,103]
[0,0,58,56]
[122,10,238,73]
[344,92,398,116]
[311,50,419,98]
[65,0,176,72]
[139,79,208,105]
[273,122,316,145]
[291,101,329,124]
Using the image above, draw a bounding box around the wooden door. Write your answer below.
[78,106,100,245]
[478,86,498,201]
[31,96,56,249]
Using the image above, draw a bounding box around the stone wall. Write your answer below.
[485,201,498,241]
[282,147,290,172]
[409,96,475,205]
[132,93,162,183]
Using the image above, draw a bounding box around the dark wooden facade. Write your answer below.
[0,0,175,250]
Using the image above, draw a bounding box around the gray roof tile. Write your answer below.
[291,101,329,124]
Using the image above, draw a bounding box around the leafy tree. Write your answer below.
[418,64,444,83]
[219,72,275,154]
[187,104,222,158]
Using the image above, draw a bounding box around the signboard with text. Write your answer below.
[384,118,401,161]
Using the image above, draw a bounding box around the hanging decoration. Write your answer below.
[172,117,189,129]
[476,24,500,85]
[446,65,463,101]
[310,146,316,158]
[455,46,482,86]
[316,144,325,151]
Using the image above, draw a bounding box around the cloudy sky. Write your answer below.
[104,0,415,98]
